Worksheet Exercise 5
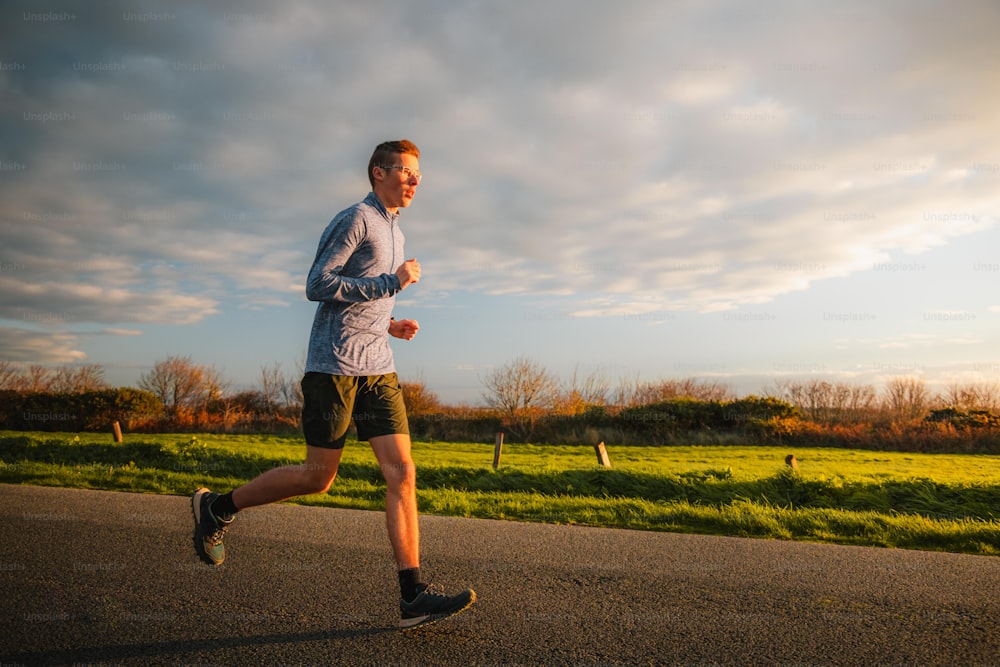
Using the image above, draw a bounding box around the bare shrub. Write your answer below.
[942,381,1000,412]
[557,365,610,415]
[0,361,27,391]
[883,376,930,421]
[138,355,221,419]
[402,379,441,416]
[49,364,109,393]
[767,379,879,423]
[481,356,560,437]
[613,376,732,407]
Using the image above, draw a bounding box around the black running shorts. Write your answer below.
[300,372,410,449]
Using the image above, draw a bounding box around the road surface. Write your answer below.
[0,484,997,666]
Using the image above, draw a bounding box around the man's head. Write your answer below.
[368,140,421,213]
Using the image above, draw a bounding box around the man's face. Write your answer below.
[374,152,421,212]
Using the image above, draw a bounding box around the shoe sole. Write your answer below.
[399,590,476,630]
[191,487,223,566]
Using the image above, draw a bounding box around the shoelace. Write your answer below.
[206,526,227,546]
[417,583,449,599]
[205,514,232,546]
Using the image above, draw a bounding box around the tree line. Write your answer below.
[1,357,999,452]
[0,358,301,433]
[468,357,1000,452]
[478,356,1000,425]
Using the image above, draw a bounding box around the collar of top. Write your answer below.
[365,191,399,222]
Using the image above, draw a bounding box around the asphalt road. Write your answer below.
[0,484,997,666]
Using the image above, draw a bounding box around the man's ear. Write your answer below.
[371,165,384,183]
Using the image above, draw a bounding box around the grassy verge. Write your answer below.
[1,431,997,556]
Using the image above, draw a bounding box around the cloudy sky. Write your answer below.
[1,0,998,404]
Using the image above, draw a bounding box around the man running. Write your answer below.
[191,140,475,630]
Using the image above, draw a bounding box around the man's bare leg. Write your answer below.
[369,433,419,570]
[371,432,476,628]
[231,445,343,510]
[193,445,341,566]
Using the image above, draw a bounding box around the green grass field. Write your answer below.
[1,431,998,556]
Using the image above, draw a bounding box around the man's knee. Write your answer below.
[381,459,416,492]
[308,473,336,495]
[296,463,337,495]
[300,445,343,495]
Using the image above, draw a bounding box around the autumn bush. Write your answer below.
[0,388,163,432]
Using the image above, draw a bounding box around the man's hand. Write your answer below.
[395,258,421,290]
[389,318,420,340]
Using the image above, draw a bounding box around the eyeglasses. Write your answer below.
[380,165,422,182]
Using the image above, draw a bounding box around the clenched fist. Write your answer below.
[389,318,420,340]
[395,258,421,290]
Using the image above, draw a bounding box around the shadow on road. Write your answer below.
[0,625,396,665]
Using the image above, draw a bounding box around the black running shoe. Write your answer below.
[191,487,234,566]
[399,584,476,630]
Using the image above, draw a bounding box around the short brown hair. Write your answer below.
[368,140,420,188]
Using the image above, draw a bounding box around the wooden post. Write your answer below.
[594,441,611,468]
[112,421,123,444]
[492,432,504,470]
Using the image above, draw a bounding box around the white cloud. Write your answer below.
[0,327,87,364]
[0,275,218,326]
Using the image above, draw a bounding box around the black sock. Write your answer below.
[210,492,239,519]
[398,567,422,602]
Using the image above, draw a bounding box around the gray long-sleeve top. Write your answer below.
[304,192,405,376]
